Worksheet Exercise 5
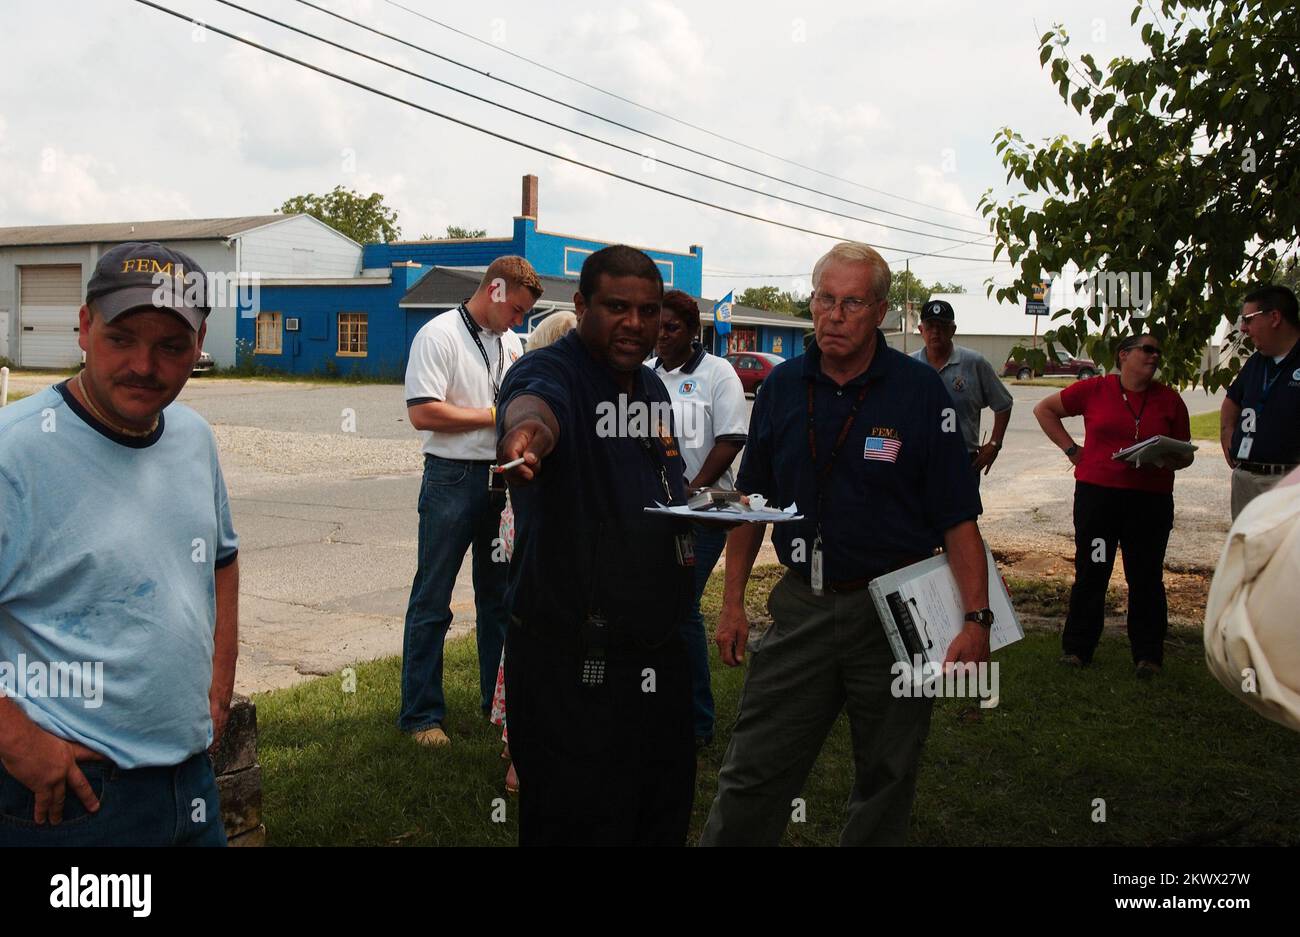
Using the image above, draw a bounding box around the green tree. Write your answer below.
[737,285,797,313]
[885,271,966,311]
[1278,255,1300,295]
[444,225,487,239]
[980,0,1299,389]
[277,185,401,244]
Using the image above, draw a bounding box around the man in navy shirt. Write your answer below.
[700,242,994,846]
[496,245,696,845]
[1220,285,1300,518]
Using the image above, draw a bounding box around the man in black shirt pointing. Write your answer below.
[496,245,696,845]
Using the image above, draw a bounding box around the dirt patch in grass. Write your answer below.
[995,547,1211,627]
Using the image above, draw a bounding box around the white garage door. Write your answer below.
[19,265,82,368]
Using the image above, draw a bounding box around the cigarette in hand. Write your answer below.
[495,457,526,473]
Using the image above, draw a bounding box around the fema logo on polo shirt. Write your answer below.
[679,379,697,395]
[1292,367,1300,383]
[864,428,902,463]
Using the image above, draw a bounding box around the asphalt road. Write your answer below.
[4,371,1231,693]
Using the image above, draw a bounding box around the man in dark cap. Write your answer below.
[0,242,237,845]
[912,298,1014,482]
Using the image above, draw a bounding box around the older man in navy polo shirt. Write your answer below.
[700,242,995,846]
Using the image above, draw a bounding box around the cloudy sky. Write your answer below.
[0,0,1153,299]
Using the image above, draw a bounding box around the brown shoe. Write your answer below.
[410,726,450,747]
[505,761,519,795]
[1135,661,1162,680]
[1059,654,1085,667]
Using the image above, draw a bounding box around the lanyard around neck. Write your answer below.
[458,303,504,401]
[1119,379,1150,441]
[806,380,870,532]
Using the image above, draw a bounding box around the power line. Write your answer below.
[131,0,995,260]
[289,0,991,239]
[383,0,988,223]
[203,0,991,246]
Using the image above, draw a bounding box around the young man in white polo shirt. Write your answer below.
[400,257,542,746]
[653,289,748,746]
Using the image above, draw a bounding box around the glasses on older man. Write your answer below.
[811,292,879,315]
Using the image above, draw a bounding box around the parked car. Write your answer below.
[192,351,215,375]
[1003,347,1097,380]
[726,351,785,394]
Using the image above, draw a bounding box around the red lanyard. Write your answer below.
[806,381,870,529]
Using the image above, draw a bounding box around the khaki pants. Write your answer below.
[1231,466,1282,520]
[699,571,933,846]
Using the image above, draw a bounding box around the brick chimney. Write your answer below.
[521,174,539,219]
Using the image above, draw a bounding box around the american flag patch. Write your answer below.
[864,436,902,463]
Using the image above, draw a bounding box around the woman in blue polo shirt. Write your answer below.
[653,290,748,746]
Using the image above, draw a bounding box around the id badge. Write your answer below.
[810,536,825,596]
[1237,436,1253,460]
[675,531,696,567]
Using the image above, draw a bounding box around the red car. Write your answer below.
[727,352,785,394]
[1003,347,1097,380]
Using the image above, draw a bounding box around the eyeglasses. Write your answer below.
[811,292,879,315]
[1239,310,1269,326]
[1135,344,1162,357]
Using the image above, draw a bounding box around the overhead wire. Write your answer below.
[207,0,991,245]
[291,0,992,239]
[132,0,997,259]
[382,0,989,223]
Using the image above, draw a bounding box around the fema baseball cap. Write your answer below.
[85,241,211,331]
[920,299,955,322]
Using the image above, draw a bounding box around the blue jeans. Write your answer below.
[0,750,225,846]
[399,455,509,732]
[682,522,727,739]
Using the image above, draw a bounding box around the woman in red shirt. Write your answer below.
[1033,334,1194,677]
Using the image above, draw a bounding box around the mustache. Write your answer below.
[113,375,167,390]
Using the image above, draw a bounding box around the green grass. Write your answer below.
[256,565,1300,846]
[1,391,30,405]
[1003,575,1122,617]
[1190,410,1219,441]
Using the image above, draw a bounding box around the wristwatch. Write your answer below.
[964,608,995,629]
[1064,443,1080,459]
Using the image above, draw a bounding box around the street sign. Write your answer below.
[1025,280,1051,316]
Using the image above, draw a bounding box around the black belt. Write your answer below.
[1239,461,1298,476]
[796,554,931,594]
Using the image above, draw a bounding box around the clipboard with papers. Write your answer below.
[1111,435,1198,466]
[869,544,1022,674]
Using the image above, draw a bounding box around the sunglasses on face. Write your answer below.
[1132,344,1162,357]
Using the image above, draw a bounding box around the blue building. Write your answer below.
[239,175,810,376]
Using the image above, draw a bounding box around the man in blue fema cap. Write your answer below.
[0,241,238,845]
[912,297,1013,483]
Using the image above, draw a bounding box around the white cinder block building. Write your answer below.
[0,215,361,368]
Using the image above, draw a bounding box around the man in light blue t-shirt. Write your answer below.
[0,242,238,846]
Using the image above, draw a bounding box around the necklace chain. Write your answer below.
[74,373,159,437]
